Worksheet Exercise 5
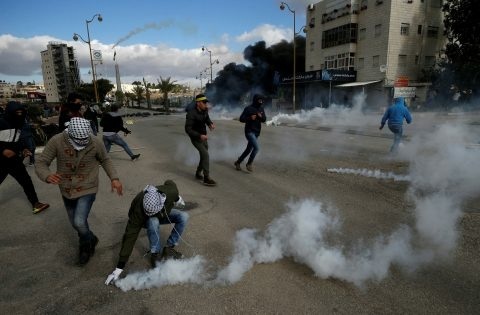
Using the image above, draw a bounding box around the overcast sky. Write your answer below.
[0,0,311,87]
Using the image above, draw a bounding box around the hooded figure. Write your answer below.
[234,94,267,172]
[0,101,49,214]
[379,97,413,153]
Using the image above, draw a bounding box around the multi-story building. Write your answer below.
[0,80,16,100]
[41,42,81,103]
[305,0,446,107]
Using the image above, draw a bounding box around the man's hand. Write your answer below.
[22,149,32,157]
[379,124,384,130]
[46,173,62,184]
[250,114,257,121]
[200,134,208,141]
[2,149,16,158]
[208,123,215,131]
[174,195,185,208]
[105,268,123,285]
[257,112,262,118]
[111,179,123,196]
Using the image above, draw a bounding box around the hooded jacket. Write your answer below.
[239,94,267,135]
[381,97,412,127]
[185,106,213,140]
[0,102,27,160]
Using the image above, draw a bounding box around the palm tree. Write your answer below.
[132,84,145,107]
[157,76,177,113]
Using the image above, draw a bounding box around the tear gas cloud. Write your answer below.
[118,123,480,291]
[327,168,410,182]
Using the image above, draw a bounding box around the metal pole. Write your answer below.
[86,20,99,103]
[329,80,332,107]
[209,51,213,83]
[293,10,296,114]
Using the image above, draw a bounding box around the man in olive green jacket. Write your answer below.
[105,180,188,285]
[35,117,123,266]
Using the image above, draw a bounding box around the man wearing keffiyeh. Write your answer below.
[35,117,124,266]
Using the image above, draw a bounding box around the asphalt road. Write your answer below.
[0,110,479,314]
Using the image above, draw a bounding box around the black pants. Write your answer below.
[191,138,210,177]
[0,157,39,206]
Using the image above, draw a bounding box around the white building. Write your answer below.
[41,42,81,103]
[305,0,446,106]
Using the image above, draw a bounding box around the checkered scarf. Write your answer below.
[143,185,166,216]
[66,117,92,150]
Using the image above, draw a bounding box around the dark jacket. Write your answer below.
[239,95,267,136]
[100,112,129,133]
[0,102,27,161]
[116,180,180,268]
[185,107,213,140]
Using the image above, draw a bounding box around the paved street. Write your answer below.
[0,110,479,314]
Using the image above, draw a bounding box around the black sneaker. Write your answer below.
[161,246,184,260]
[195,173,203,180]
[78,249,91,266]
[131,154,141,161]
[150,252,160,268]
[203,177,217,186]
[234,161,241,171]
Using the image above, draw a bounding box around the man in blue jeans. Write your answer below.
[379,96,412,153]
[105,180,188,285]
[100,104,140,161]
[234,94,267,172]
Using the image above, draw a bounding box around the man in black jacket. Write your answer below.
[234,94,267,172]
[185,94,216,186]
[100,104,140,161]
[0,101,49,214]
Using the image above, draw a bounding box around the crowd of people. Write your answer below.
[1,91,412,286]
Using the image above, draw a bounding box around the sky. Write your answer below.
[0,0,311,88]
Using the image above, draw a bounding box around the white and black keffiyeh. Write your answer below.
[143,185,166,216]
[66,117,92,150]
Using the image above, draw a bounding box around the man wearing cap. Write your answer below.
[185,94,217,186]
[35,117,123,266]
[105,180,188,285]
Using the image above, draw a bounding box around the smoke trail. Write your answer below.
[112,20,174,48]
[327,167,410,182]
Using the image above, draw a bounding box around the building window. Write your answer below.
[424,56,435,67]
[417,25,422,34]
[431,0,442,8]
[359,28,366,40]
[373,55,380,67]
[398,54,407,67]
[415,55,419,64]
[358,58,364,69]
[427,26,439,38]
[401,23,410,35]
[374,24,382,37]
[310,41,315,52]
[321,23,358,48]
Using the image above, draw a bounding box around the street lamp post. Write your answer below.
[73,13,102,103]
[280,2,296,113]
[201,46,219,83]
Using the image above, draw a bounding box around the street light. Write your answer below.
[73,13,102,103]
[280,2,297,113]
[201,46,219,83]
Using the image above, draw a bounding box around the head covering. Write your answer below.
[253,94,264,107]
[66,117,92,150]
[195,94,209,103]
[5,101,27,128]
[143,185,167,216]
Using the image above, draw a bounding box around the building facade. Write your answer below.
[0,81,16,100]
[305,0,446,107]
[41,42,81,103]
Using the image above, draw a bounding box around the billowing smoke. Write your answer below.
[327,168,410,182]
[117,123,479,291]
[112,21,174,48]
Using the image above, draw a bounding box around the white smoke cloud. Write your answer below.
[327,168,410,182]
[236,24,291,47]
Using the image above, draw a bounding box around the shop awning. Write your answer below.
[334,80,382,87]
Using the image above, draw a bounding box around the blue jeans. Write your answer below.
[237,132,259,164]
[103,134,135,158]
[145,209,189,253]
[62,193,96,246]
[388,124,403,152]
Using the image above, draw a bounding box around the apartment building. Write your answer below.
[305,0,446,106]
[0,81,16,100]
[41,42,81,103]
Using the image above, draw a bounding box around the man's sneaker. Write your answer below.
[234,161,241,171]
[150,252,160,268]
[33,202,49,214]
[203,177,217,186]
[78,249,91,266]
[89,235,99,256]
[161,246,184,260]
[195,173,203,180]
[131,154,141,161]
[246,163,253,172]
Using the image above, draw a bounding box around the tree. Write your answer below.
[442,0,480,90]
[157,76,177,112]
[132,84,145,106]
